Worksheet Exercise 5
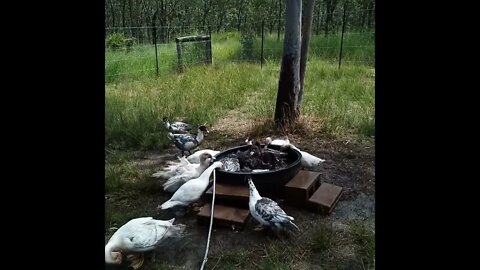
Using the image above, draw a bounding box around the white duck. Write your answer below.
[158,161,224,211]
[294,148,325,167]
[185,149,220,164]
[162,153,214,193]
[105,217,185,269]
[168,125,208,156]
[151,156,195,180]
[162,117,192,133]
[265,136,290,147]
[164,156,191,171]
[265,137,325,167]
[247,177,300,234]
[152,153,213,180]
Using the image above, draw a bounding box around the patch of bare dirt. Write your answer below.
[105,102,375,269]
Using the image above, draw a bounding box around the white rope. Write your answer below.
[200,169,216,270]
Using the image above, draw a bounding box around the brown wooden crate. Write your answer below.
[308,183,343,214]
[285,170,321,207]
[205,183,250,209]
[197,203,250,229]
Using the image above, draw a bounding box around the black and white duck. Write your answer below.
[167,125,208,156]
[162,117,193,133]
[247,177,300,234]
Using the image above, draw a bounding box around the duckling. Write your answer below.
[168,125,208,156]
[221,156,241,172]
[162,153,214,193]
[250,141,277,170]
[162,117,192,133]
[236,143,260,170]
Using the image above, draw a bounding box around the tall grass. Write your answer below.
[105,31,374,150]
[106,63,268,149]
[105,31,374,83]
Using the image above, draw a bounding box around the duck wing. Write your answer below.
[171,121,192,130]
[162,172,199,193]
[172,134,197,148]
[169,179,207,204]
[120,218,172,252]
[254,198,293,225]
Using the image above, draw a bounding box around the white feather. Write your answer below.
[265,137,325,168]
[105,217,185,264]
[186,149,220,164]
[159,162,223,210]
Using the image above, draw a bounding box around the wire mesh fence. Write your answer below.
[105,9,374,83]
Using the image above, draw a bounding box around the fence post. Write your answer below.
[261,19,265,69]
[338,1,348,69]
[205,27,212,65]
[176,38,183,72]
[152,10,159,76]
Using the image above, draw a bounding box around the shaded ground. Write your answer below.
[106,93,375,270]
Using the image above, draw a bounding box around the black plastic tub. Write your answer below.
[213,144,302,199]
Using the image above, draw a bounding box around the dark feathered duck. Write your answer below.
[167,125,208,156]
[247,176,300,234]
[163,117,193,133]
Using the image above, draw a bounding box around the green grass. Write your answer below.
[105,29,375,267]
[105,30,374,150]
[349,220,375,269]
[105,151,157,193]
[248,32,374,65]
[105,31,374,83]
[106,62,268,150]
[311,222,335,252]
[204,240,309,270]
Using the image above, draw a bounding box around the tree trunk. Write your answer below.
[274,0,302,127]
[109,0,116,28]
[277,0,282,41]
[159,0,165,43]
[298,0,316,112]
[238,0,245,31]
[122,0,126,34]
[129,0,134,38]
[203,0,208,28]
[367,1,374,29]
[217,12,224,32]
[324,0,338,36]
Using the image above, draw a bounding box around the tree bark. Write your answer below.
[122,0,126,34]
[109,0,116,28]
[298,0,316,112]
[274,0,302,127]
[129,0,134,37]
[277,0,282,41]
[238,0,245,32]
